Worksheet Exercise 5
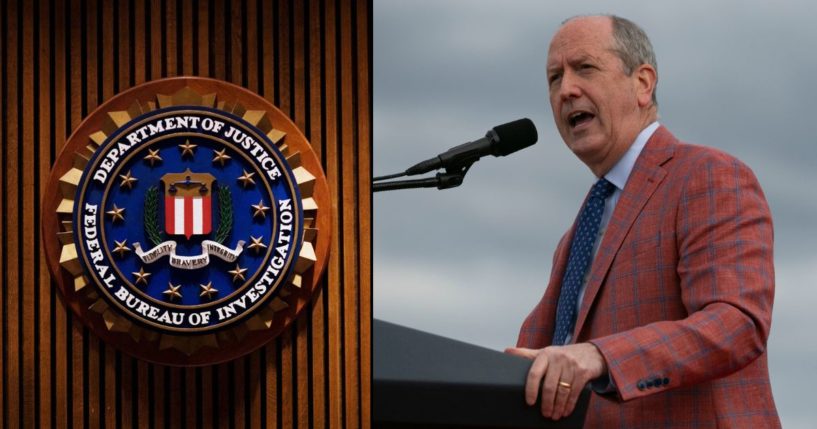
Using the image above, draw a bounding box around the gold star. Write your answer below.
[251,200,270,219]
[248,236,267,254]
[106,204,126,223]
[118,170,138,190]
[237,169,256,188]
[199,281,218,299]
[163,282,183,301]
[113,239,131,258]
[143,148,162,166]
[212,148,232,166]
[132,267,151,286]
[179,140,197,158]
[228,264,247,283]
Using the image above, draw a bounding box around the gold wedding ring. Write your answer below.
[558,381,572,389]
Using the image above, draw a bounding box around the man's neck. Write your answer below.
[589,111,657,177]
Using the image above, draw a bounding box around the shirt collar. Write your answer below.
[604,121,660,191]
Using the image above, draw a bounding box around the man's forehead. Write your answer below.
[548,17,613,53]
[546,45,616,72]
[556,15,613,37]
[547,49,596,67]
[547,18,614,67]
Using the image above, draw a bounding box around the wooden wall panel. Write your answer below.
[0,0,372,427]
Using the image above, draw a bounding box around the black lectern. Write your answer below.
[374,320,589,428]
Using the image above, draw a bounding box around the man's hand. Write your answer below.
[505,343,607,420]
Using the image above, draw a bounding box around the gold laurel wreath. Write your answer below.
[214,185,232,244]
[144,186,164,246]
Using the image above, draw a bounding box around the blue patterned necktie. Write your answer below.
[552,178,617,345]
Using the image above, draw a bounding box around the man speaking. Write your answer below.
[505,15,781,427]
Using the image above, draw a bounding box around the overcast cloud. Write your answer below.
[374,1,817,427]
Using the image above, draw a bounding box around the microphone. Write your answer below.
[405,118,538,176]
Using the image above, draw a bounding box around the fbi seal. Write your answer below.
[42,78,330,366]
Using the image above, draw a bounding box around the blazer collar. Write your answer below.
[571,125,677,339]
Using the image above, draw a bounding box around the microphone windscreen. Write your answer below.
[491,118,538,156]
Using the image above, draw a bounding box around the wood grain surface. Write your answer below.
[0,0,371,427]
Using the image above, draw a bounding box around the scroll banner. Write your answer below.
[133,240,246,270]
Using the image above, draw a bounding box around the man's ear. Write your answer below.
[634,63,657,108]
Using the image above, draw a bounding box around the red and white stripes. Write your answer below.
[165,196,212,239]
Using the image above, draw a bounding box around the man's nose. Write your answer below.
[558,70,582,101]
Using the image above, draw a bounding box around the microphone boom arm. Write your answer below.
[373,117,537,193]
[372,162,475,193]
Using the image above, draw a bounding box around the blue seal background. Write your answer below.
[73,106,304,330]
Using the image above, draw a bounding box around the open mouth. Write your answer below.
[568,111,595,128]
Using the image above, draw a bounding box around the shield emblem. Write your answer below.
[161,169,216,239]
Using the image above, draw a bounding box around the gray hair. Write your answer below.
[609,15,658,106]
[563,15,659,106]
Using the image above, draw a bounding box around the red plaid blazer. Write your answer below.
[517,127,780,428]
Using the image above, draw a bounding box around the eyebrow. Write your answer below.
[547,52,601,73]
[546,54,595,72]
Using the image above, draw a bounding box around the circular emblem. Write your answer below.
[42,78,331,365]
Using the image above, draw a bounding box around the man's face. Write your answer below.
[547,17,647,173]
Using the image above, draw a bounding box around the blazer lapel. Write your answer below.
[536,228,575,344]
[571,126,677,340]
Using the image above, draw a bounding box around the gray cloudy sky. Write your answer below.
[373,1,817,427]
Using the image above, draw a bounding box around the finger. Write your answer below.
[563,375,587,418]
[525,352,550,406]
[504,347,537,360]
[540,362,563,418]
[551,369,574,420]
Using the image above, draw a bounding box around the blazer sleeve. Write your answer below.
[589,152,775,401]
